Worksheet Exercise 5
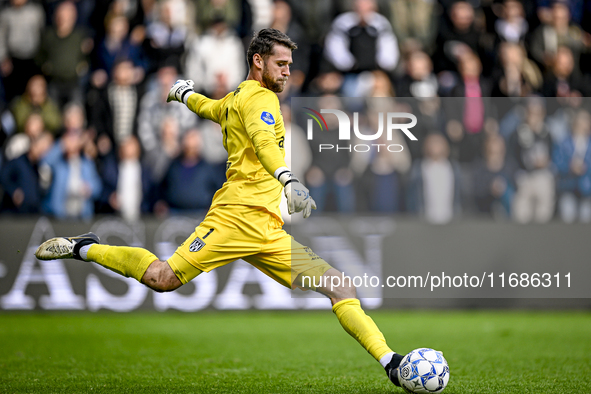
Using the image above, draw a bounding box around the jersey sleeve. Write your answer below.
[240,90,287,176]
[186,93,227,124]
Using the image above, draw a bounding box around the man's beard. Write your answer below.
[262,67,287,93]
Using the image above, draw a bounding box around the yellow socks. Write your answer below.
[333,298,393,361]
[86,244,158,282]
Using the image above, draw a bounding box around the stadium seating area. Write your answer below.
[1,0,591,223]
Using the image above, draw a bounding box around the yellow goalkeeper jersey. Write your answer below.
[186,80,287,223]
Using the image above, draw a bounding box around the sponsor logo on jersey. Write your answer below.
[261,111,275,125]
[189,237,205,252]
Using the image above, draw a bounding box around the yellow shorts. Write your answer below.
[167,204,333,289]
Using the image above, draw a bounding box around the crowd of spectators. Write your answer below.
[1,0,590,224]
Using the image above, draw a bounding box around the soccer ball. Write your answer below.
[397,348,450,393]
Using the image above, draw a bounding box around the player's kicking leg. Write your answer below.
[312,268,404,388]
[34,233,182,292]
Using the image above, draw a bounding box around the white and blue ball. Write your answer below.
[398,348,450,393]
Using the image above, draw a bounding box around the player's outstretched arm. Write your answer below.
[274,166,316,218]
[167,79,195,104]
[167,79,224,123]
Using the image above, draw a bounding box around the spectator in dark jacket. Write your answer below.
[492,42,543,99]
[326,0,400,74]
[433,0,484,74]
[553,109,591,223]
[1,132,53,213]
[494,0,528,45]
[473,134,518,217]
[542,45,591,98]
[509,97,555,223]
[36,1,93,108]
[446,51,493,162]
[158,128,224,214]
[143,0,187,73]
[93,15,145,80]
[324,0,399,95]
[144,115,181,184]
[528,0,591,74]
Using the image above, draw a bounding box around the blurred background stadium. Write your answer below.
[0,0,590,301]
[1,0,590,392]
[1,0,591,222]
[0,0,589,308]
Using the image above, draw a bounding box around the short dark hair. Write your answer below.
[246,28,297,68]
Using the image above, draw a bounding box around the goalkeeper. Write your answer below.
[35,28,405,388]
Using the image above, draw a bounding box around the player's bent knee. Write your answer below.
[142,260,182,292]
[316,268,357,300]
[332,282,357,299]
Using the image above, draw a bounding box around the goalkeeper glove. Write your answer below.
[167,79,195,104]
[275,167,316,219]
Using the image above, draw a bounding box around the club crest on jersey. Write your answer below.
[261,111,275,125]
[189,237,205,252]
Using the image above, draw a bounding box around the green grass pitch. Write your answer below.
[0,311,589,393]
